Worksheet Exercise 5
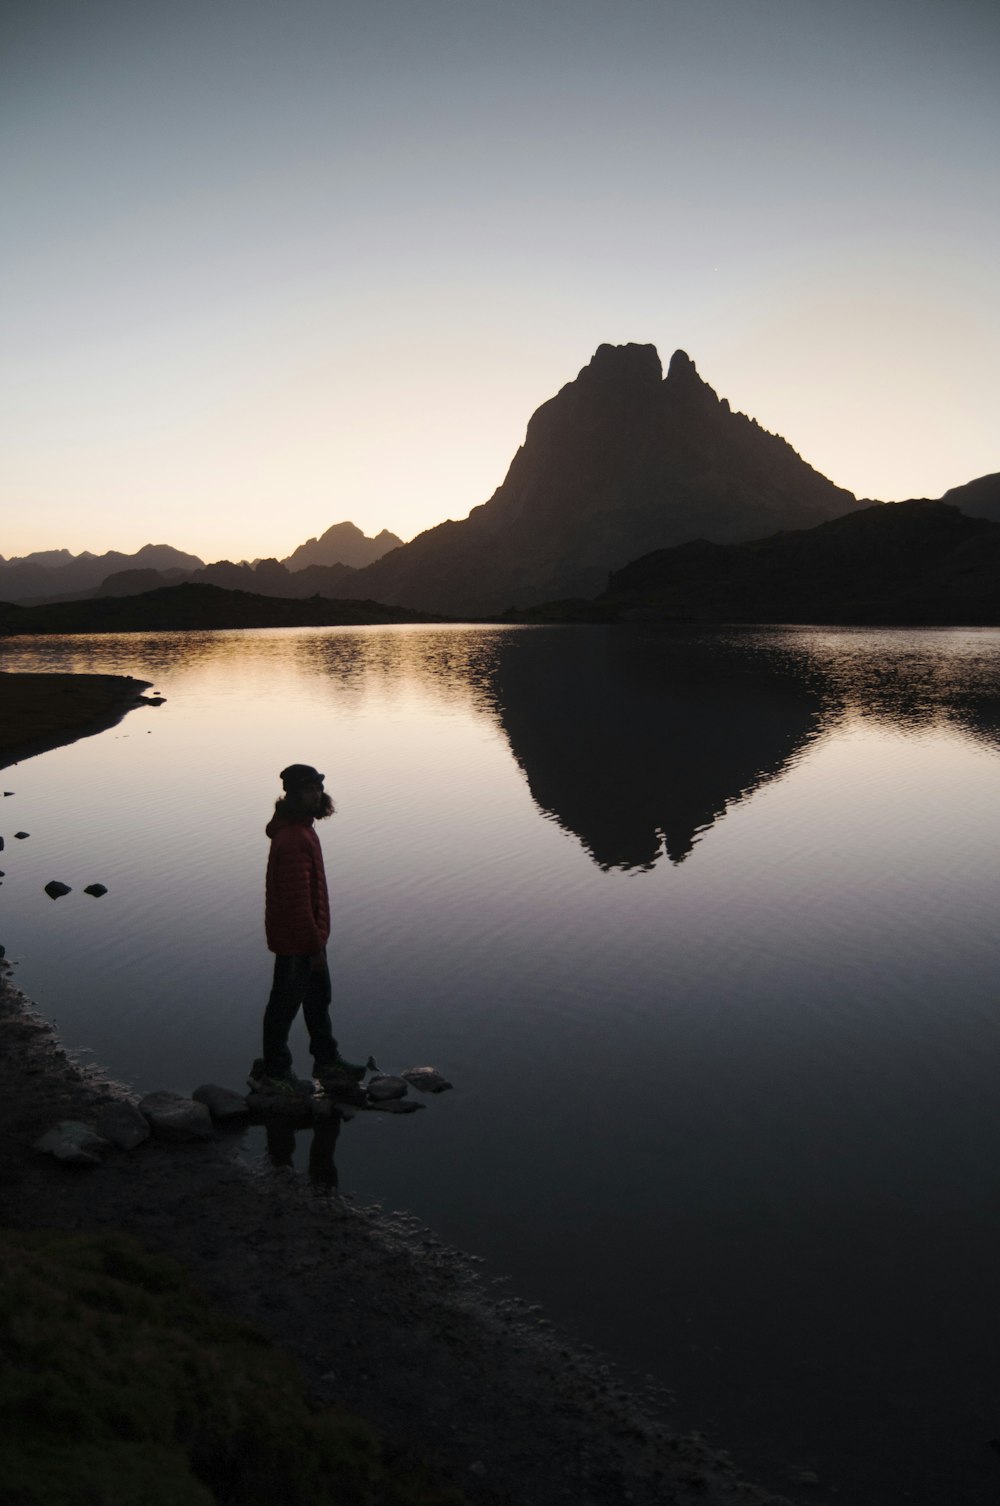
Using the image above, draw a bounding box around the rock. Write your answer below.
[401,1066,453,1093]
[138,1090,213,1141]
[192,1084,250,1122]
[366,1074,409,1102]
[34,1120,108,1165]
[44,881,72,899]
[366,1098,425,1114]
[83,883,108,898]
[96,1100,151,1150]
[14,832,29,840]
[3,791,13,796]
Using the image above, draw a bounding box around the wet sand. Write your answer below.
[0,674,793,1505]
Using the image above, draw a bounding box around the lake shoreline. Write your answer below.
[0,670,156,769]
[0,680,792,1506]
[0,966,793,1506]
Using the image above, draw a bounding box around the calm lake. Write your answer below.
[3,623,1000,1504]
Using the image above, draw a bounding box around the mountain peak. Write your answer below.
[585,342,662,385]
[666,348,696,379]
[283,520,402,572]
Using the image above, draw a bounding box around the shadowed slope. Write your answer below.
[598,499,1000,624]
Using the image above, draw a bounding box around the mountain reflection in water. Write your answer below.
[487,627,826,868]
[481,623,1000,872]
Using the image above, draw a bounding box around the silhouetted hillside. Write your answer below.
[939,472,1000,523]
[585,500,1000,624]
[323,344,860,616]
[0,583,438,636]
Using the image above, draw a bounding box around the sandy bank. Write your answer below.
[0,677,795,1505]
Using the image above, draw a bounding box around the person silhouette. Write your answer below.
[248,764,365,1097]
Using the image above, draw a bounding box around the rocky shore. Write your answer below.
[0,675,794,1505]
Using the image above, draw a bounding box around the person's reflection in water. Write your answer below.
[264,1111,341,1189]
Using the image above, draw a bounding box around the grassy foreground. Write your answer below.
[0,1228,463,1506]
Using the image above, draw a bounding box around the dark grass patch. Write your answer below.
[0,1228,464,1506]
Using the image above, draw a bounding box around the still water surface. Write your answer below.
[2,624,1000,1504]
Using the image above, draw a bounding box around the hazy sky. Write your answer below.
[3,0,997,562]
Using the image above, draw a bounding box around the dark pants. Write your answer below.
[262,953,338,1076]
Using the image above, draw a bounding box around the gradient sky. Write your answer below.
[3,0,997,562]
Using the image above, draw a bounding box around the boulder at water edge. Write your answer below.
[138,1091,213,1141]
[44,880,71,899]
[96,1100,151,1150]
[401,1066,453,1093]
[83,883,108,898]
[34,1120,109,1165]
[192,1083,250,1122]
[366,1074,409,1102]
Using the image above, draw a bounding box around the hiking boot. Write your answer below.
[251,1070,314,1097]
[315,1054,367,1084]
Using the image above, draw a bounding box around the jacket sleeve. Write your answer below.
[266,829,327,954]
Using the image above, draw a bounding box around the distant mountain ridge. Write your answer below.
[0,543,205,602]
[5,346,996,621]
[0,523,399,604]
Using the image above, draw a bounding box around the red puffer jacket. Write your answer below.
[264,810,330,955]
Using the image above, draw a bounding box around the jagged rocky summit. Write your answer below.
[329,343,859,617]
[283,521,403,571]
